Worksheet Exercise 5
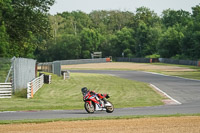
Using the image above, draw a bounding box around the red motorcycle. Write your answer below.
[82,91,114,113]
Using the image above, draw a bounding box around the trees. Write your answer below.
[0,22,9,57]
[162,9,191,28]
[181,4,200,60]
[60,11,92,35]
[49,34,81,60]
[158,26,184,58]
[133,7,161,57]
[1,2,200,60]
[159,4,200,60]
[0,0,12,57]
[45,5,200,60]
[80,28,103,58]
[0,0,55,58]
[111,27,135,57]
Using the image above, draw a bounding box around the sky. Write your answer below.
[49,0,200,16]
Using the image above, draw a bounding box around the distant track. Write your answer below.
[1,70,200,121]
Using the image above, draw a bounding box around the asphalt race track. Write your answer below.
[1,70,200,120]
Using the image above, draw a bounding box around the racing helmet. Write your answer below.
[81,87,88,95]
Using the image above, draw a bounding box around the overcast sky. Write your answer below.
[49,0,200,16]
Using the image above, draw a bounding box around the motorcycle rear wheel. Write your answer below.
[106,101,114,113]
[84,102,95,113]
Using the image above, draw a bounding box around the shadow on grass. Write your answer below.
[14,89,27,98]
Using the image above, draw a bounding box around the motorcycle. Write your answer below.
[82,91,114,113]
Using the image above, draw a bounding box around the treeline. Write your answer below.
[0,0,55,58]
[0,1,200,61]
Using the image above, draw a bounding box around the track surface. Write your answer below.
[1,70,200,120]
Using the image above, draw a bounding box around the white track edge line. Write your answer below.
[144,71,200,82]
[150,83,182,105]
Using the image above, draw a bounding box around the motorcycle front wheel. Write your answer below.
[84,102,95,113]
[106,101,114,113]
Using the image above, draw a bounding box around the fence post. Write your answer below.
[31,82,33,98]
[27,82,31,99]
[53,61,61,76]
[63,71,70,80]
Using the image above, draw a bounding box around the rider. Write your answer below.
[81,87,109,106]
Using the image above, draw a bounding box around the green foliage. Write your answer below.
[80,28,103,58]
[162,9,192,27]
[0,0,55,58]
[145,54,160,58]
[1,2,200,60]
[111,27,135,57]
[0,58,11,82]
[158,26,184,58]
[135,7,160,27]
[0,22,9,57]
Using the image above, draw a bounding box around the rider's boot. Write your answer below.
[102,98,110,106]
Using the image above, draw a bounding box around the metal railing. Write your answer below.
[0,83,12,98]
[27,74,44,99]
[62,70,70,80]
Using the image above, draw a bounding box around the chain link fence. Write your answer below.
[159,58,199,66]
[116,57,151,63]
[60,58,107,65]
[0,58,12,83]
[116,57,200,66]
[38,58,108,76]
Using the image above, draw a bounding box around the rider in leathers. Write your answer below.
[81,87,109,106]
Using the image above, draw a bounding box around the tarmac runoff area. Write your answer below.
[1,69,200,121]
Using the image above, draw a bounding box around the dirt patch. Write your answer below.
[1,116,200,133]
[62,62,195,72]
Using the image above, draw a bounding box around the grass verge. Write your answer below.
[0,72,164,111]
[151,63,200,80]
[0,113,200,124]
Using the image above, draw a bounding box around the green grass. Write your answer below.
[0,73,164,111]
[0,113,200,124]
[149,63,200,80]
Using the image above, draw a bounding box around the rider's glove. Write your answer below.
[106,94,110,98]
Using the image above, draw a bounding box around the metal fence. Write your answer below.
[38,58,108,76]
[39,62,53,73]
[27,74,44,99]
[0,83,12,98]
[13,58,36,91]
[60,58,107,65]
[38,61,60,76]
[115,57,200,66]
[159,58,199,66]
[53,61,61,76]
[116,57,151,63]
[0,58,12,83]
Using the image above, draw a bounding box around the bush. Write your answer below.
[145,54,160,58]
